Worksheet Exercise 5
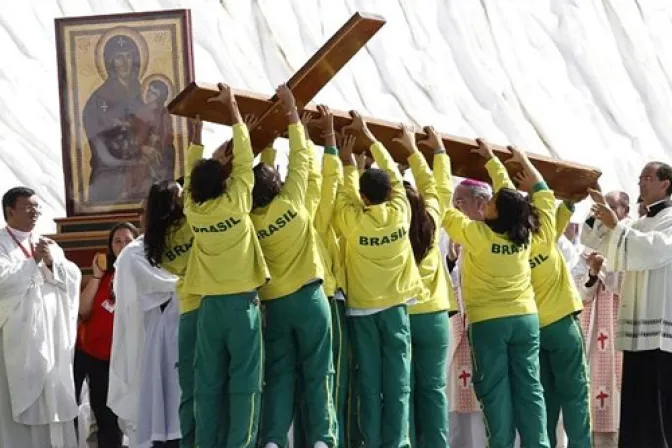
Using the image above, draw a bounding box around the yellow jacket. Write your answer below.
[251,124,325,300]
[260,140,339,297]
[333,141,425,309]
[182,124,269,296]
[159,218,200,313]
[442,158,556,323]
[529,201,583,327]
[406,151,458,315]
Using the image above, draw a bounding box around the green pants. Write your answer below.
[293,297,349,447]
[469,313,549,448]
[178,310,198,448]
[259,282,337,447]
[194,292,262,448]
[409,311,450,448]
[539,314,591,448]
[350,305,412,448]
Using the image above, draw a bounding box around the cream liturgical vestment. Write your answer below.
[108,236,181,448]
[0,227,81,448]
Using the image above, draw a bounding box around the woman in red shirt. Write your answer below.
[75,222,139,448]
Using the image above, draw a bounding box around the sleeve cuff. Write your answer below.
[324,146,338,156]
[532,181,549,192]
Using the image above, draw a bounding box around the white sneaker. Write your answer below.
[265,444,280,448]
[314,442,329,448]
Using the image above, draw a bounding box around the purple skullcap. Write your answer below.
[459,178,489,189]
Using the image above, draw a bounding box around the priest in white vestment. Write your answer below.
[583,163,672,447]
[108,235,181,448]
[0,186,81,448]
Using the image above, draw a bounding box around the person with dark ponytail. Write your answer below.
[393,124,456,447]
[182,82,269,448]
[442,139,556,448]
[510,166,592,446]
[142,178,198,447]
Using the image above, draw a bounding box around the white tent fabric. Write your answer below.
[1,0,671,233]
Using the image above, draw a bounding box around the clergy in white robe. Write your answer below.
[0,186,81,448]
[584,168,672,447]
[109,235,181,448]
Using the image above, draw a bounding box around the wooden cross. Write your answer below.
[168,12,601,201]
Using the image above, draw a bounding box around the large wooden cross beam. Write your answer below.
[170,12,386,149]
[168,12,601,201]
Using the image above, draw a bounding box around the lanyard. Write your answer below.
[6,227,35,259]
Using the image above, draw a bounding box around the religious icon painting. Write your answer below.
[55,10,194,215]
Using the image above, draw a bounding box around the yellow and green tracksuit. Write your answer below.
[442,157,554,448]
[183,123,268,448]
[334,141,425,448]
[251,124,336,448]
[406,150,455,448]
[530,200,591,447]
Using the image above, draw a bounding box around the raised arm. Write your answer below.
[260,146,277,167]
[555,201,575,241]
[343,111,405,202]
[395,123,441,221]
[472,138,515,192]
[314,105,340,231]
[304,109,331,219]
[418,125,453,217]
[183,117,204,209]
[208,83,254,213]
[277,85,310,207]
[333,134,361,238]
[508,145,557,246]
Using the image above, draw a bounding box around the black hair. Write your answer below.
[653,162,672,195]
[484,188,538,247]
[252,163,282,209]
[359,168,391,205]
[403,182,436,264]
[2,186,36,220]
[143,180,184,267]
[107,222,140,273]
[189,159,227,204]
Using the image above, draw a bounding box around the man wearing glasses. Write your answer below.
[0,186,82,448]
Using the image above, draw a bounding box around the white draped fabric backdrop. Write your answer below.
[1,0,672,235]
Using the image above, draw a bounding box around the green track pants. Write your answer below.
[409,311,450,448]
[178,309,198,448]
[469,313,550,448]
[539,314,591,448]
[350,305,412,448]
[259,282,337,447]
[194,292,263,448]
